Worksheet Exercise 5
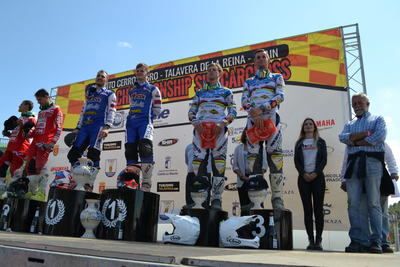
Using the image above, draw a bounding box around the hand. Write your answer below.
[350,131,369,142]
[249,107,262,118]
[340,181,347,192]
[193,122,203,135]
[303,173,312,182]
[309,172,318,180]
[354,140,371,146]
[43,143,55,152]
[253,116,264,130]
[391,174,399,181]
[100,128,109,138]
[215,121,226,137]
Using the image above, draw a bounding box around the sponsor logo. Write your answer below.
[158,138,178,146]
[323,203,343,224]
[225,182,238,191]
[50,166,69,172]
[227,127,245,137]
[226,236,242,245]
[156,109,170,120]
[282,149,294,157]
[111,111,125,129]
[164,156,172,169]
[103,141,122,151]
[170,235,181,241]
[323,203,332,216]
[98,182,106,193]
[105,159,117,177]
[157,182,180,192]
[316,119,336,130]
[130,93,146,100]
[325,174,341,182]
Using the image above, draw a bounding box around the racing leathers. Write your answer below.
[0,112,36,180]
[26,103,63,175]
[125,81,162,190]
[241,69,285,210]
[188,82,237,207]
[67,85,116,168]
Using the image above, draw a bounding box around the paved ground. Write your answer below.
[0,232,398,266]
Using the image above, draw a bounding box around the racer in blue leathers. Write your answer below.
[188,62,237,209]
[125,63,162,192]
[241,49,285,211]
[67,70,116,188]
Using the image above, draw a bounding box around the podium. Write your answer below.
[0,197,46,233]
[249,208,293,250]
[43,188,99,237]
[96,188,159,242]
[181,208,228,247]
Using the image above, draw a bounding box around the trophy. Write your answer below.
[190,176,210,209]
[80,198,102,238]
[246,175,268,210]
[71,157,96,191]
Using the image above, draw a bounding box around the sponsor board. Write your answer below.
[157,182,180,192]
[103,141,122,151]
[158,138,178,146]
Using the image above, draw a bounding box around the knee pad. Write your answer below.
[67,146,83,165]
[138,139,153,160]
[87,147,100,164]
[267,152,283,173]
[125,142,139,162]
[211,176,226,201]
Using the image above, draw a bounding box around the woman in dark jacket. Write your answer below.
[294,118,327,251]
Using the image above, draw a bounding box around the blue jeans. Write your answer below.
[380,196,389,246]
[347,157,382,246]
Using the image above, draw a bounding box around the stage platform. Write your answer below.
[0,232,399,267]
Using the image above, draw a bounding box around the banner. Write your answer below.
[50,27,350,231]
[56,27,347,129]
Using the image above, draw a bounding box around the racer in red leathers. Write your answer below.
[0,101,36,189]
[24,89,63,175]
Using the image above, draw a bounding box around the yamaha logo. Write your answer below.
[158,138,178,146]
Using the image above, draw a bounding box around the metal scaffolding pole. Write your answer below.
[341,24,367,119]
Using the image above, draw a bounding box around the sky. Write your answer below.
[0,1,399,200]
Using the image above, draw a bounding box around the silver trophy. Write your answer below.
[189,176,210,209]
[191,191,208,209]
[71,157,96,191]
[247,175,268,210]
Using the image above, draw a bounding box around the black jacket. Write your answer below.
[294,137,327,177]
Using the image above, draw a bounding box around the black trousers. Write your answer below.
[297,175,325,240]
[238,186,251,216]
